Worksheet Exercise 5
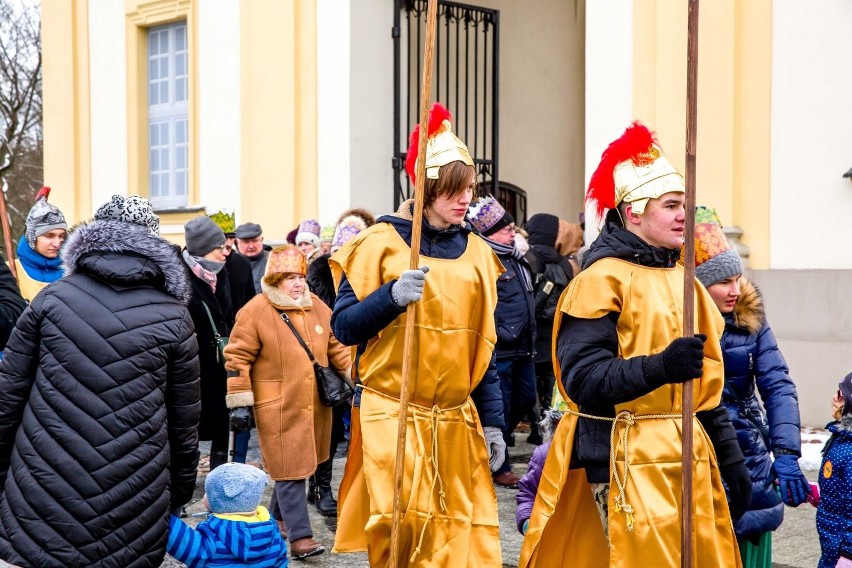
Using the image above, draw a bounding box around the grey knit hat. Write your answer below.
[184,216,225,257]
[25,187,67,248]
[205,462,268,514]
[695,248,743,288]
[94,195,160,236]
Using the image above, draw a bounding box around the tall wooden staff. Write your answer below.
[681,0,700,566]
[389,0,439,565]
[0,186,17,279]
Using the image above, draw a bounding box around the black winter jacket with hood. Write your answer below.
[0,219,201,568]
[557,211,743,483]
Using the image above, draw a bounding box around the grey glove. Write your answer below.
[483,426,506,472]
[391,266,429,307]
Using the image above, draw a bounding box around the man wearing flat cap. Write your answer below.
[235,223,268,294]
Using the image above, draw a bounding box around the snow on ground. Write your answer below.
[800,426,830,472]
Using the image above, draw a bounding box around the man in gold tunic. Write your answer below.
[329,103,506,566]
[519,122,752,567]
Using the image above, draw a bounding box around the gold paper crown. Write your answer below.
[264,245,306,277]
[613,147,684,215]
[421,120,474,180]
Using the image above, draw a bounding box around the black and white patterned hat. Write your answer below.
[94,195,160,236]
[25,187,67,248]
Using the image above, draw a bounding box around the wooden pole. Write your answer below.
[389,1,438,565]
[0,185,17,279]
[681,0,700,566]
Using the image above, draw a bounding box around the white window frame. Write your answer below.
[147,22,189,209]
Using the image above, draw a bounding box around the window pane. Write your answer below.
[160,123,169,144]
[160,59,168,81]
[161,148,169,170]
[175,26,186,50]
[151,148,159,171]
[176,171,186,196]
[175,78,185,102]
[150,123,158,146]
[159,82,167,104]
[149,33,158,56]
[176,53,185,76]
[176,147,186,169]
[150,172,159,197]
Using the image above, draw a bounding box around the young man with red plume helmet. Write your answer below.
[329,103,506,566]
[519,122,749,567]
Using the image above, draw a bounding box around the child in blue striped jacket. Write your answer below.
[167,462,288,567]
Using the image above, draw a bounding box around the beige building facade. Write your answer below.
[40,0,852,424]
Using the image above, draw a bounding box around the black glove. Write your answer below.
[229,406,254,433]
[720,460,752,520]
[643,334,706,386]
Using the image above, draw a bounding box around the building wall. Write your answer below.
[198,0,240,217]
[348,0,585,223]
[770,0,852,269]
[750,269,852,427]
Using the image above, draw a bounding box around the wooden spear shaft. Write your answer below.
[681,0,700,566]
[389,1,438,565]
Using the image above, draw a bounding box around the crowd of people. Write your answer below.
[0,108,843,568]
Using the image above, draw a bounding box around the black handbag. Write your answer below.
[279,311,353,407]
[201,301,229,365]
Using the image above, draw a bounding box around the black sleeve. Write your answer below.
[166,309,202,508]
[330,273,405,346]
[470,353,505,429]
[557,313,661,406]
[0,298,42,485]
[697,404,745,467]
[0,258,25,349]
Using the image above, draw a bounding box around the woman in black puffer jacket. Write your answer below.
[0,196,201,568]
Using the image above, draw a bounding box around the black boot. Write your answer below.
[209,450,228,472]
[307,474,319,505]
[314,458,336,517]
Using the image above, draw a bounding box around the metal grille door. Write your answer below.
[393,0,499,209]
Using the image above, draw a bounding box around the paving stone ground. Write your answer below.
[157,429,822,567]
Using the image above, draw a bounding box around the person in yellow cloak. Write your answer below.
[328,102,506,567]
[519,122,752,568]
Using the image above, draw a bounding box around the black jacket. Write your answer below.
[331,208,504,429]
[225,250,256,315]
[492,251,536,358]
[185,261,233,447]
[0,257,25,350]
[557,211,742,482]
[0,220,200,568]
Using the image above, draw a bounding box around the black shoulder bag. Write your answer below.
[201,301,229,365]
[279,311,353,408]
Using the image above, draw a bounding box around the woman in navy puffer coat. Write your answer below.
[710,276,809,562]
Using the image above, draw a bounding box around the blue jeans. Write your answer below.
[494,355,537,475]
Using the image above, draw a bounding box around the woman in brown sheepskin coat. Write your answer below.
[224,244,350,560]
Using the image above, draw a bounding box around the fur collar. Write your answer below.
[539,408,564,443]
[62,219,191,304]
[731,278,765,335]
[395,199,415,221]
[261,280,313,310]
[841,414,852,432]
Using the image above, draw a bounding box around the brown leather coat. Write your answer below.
[224,284,350,480]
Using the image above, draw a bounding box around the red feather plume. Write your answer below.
[586,121,659,220]
[35,186,51,202]
[405,102,454,184]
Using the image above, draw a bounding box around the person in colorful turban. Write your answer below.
[329,103,505,566]
[692,207,809,568]
[519,122,748,568]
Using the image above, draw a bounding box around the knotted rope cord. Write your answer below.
[359,386,462,560]
[410,404,447,562]
[564,407,684,532]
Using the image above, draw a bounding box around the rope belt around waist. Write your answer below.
[566,407,686,533]
[359,385,467,561]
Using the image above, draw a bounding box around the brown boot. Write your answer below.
[275,519,287,541]
[493,470,521,489]
[290,537,325,560]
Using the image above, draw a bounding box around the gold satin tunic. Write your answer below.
[520,257,741,568]
[329,223,504,567]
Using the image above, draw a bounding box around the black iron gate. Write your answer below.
[393,0,500,211]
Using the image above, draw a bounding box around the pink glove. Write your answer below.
[807,483,820,507]
[836,556,852,568]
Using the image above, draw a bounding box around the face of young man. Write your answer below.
[625,191,686,250]
[425,172,475,230]
[34,229,67,259]
[236,236,263,256]
[706,276,742,314]
[297,241,316,256]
